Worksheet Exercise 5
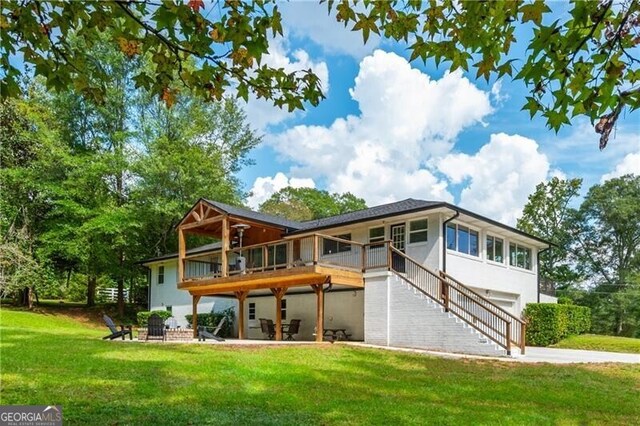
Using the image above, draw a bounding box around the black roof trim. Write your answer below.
[203,199,303,231]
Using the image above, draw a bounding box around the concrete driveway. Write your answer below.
[518,346,640,364]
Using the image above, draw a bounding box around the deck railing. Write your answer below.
[182,235,526,353]
[387,246,526,355]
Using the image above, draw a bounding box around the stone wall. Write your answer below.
[137,328,193,341]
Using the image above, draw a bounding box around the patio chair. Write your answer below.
[198,316,226,342]
[146,313,166,341]
[282,319,301,341]
[259,318,276,340]
[102,315,132,340]
[165,316,178,329]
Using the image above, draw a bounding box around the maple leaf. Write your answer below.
[187,0,205,13]
[161,87,176,108]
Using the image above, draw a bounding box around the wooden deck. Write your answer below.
[179,264,364,296]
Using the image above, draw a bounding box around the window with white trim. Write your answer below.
[446,223,479,257]
[158,265,165,284]
[409,219,428,243]
[509,242,532,270]
[369,227,385,247]
[486,235,504,263]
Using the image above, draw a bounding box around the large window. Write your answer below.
[323,233,352,255]
[409,219,428,243]
[446,223,479,257]
[486,235,504,263]
[158,265,165,284]
[509,243,532,270]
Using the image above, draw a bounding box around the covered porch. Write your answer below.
[176,199,382,341]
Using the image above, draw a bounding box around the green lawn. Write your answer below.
[552,334,640,354]
[1,310,639,425]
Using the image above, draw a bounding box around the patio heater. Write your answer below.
[231,223,251,273]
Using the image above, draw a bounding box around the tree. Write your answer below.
[259,187,367,221]
[133,95,261,255]
[571,175,640,335]
[3,1,638,147]
[0,97,66,305]
[517,177,583,288]
[1,0,324,111]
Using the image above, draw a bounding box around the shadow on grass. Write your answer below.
[2,325,640,425]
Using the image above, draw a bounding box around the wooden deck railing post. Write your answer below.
[221,215,229,277]
[442,280,449,312]
[313,235,319,265]
[178,227,186,283]
[520,321,526,354]
[361,245,366,272]
[387,243,392,271]
[506,322,512,356]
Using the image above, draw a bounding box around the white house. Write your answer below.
[141,198,555,356]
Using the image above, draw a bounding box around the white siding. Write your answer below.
[244,290,364,341]
[148,260,235,328]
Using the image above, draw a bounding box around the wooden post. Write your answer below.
[361,244,366,272]
[263,245,268,271]
[312,284,325,342]
[271,287,287,341]
[235,290,248,340]
[313,235,319,265]
[387,242,392,270]
[520,322,526,355]
[192,294,201,338]
[221,215,229,277]
[178,227,186,283]
[506,322,512,356]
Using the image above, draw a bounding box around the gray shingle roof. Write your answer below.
[204,199,304,230]
[297,198,443,232]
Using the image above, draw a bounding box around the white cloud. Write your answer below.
[279,2,379,59]
[438,133,550,225]
[601,152,640,182]
[246,172,316,209]
[243,38,330,132]
[267,50,493,205]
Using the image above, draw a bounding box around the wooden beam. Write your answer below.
[178,227,186,283]
[192,295,202,338]
[235,290,248,339]
[221,215,229,277]
[271,287,287,341]
[180,216,223,230]
[312,284,324,342]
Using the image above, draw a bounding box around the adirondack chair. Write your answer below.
[282,319,301,341]
[198,316,226,342]
[146,313,166,341]
[165,316,178,329]
[259,318,276,340]
[102,315,132,340]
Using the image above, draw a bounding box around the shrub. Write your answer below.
[137,310,173,326]
[186,307,235,338]
[524,303,591,346]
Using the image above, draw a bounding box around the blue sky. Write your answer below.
[235,2,639,225]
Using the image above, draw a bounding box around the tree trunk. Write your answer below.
[117,251,125,316]
[87,275,97,307]
[18,287,33,308]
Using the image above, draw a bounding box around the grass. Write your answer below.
[552,334,640,354]
[1,310,640,425]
